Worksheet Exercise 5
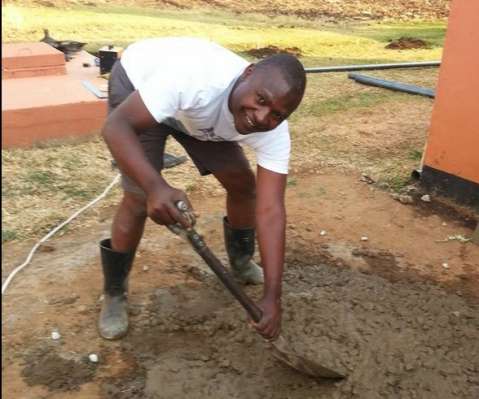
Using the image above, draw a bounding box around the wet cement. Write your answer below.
[112,261,479,399]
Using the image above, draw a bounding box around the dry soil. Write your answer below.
[2,170,478,399]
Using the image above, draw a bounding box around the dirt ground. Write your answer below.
[2,166,479,398]
[16,0,449,21]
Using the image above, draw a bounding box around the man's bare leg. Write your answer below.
[213,168,263,285]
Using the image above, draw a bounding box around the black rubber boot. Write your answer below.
[98,239,135,340]
[223,217,264,285]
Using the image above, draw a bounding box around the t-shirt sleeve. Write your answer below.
[245,121,291,174]
[136,71,183,123]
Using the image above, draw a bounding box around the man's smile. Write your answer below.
[245,113,255,130]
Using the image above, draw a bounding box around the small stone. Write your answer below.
[77,305,88,314]
[220,359,231,368]
[421,194,431,202]
[320,230,327,236]
[88,353,99,363]
[391,193,400,200]
[402,186,415,194]
[442,222,447,226]
[360,175,375,184]
[143,265,149,272]
[361,236,369,241]
[399,194,414,204]
[39,244,56,252]
[451,311,460,317]
[442,263,449,269]
[51,331,61,340]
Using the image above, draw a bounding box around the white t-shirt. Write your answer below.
[120,37,291,174]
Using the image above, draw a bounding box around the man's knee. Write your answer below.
[215,168,256,200]
[121,191,148,219]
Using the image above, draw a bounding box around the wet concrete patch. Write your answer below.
[21,347,96,391]
[96,261,479,399]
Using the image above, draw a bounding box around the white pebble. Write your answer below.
[88,353,99,363]
[320,230,327,236]
[142,265,149,272]
[442,263,449,269]
[399,194,414,204]
[361,236,369,241]
[421,194,431,202]
[51,331,61,340]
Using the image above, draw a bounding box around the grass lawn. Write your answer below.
[3,4,445,61]
[2,4,446,243]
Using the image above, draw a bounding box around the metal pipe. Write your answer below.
[348,73,435,98]
[305,61,440,74]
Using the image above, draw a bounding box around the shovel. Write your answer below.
[167,201,345,379]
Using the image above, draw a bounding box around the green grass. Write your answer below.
[2,229,19,243]
[26,170,56,186]
[2,4,444,62]
[384,174,412,191]
[408,149,423,161]
[308,91,393,116]
[350,21,446,48]
[60,185,93,200]
[287,177,298,187]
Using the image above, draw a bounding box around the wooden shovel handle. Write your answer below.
[185,229,263,323]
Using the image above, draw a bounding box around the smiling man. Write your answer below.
[100,37,306,341]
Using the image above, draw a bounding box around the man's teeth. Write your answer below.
[246,115,254,128]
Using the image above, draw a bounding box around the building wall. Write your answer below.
[424,0,479,185]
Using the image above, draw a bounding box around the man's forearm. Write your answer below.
[256,205,286,300]
[102,117,167,193]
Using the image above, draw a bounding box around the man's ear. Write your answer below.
[241,63,256,79]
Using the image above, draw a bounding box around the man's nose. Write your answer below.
[255,107,270,127]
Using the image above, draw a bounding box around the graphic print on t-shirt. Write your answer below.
[197,127,224,141]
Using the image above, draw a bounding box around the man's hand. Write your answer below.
[145,183,193,228]
[251,295,282,341]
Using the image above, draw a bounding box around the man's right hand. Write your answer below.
[145,183,193,228]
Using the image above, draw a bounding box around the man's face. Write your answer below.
[229,65,301,135]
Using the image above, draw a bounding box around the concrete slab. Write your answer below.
[2,50,108,148]
[2,42,66,79]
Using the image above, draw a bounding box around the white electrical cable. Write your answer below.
[2,173,121,295]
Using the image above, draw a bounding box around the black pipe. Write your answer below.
[348,73,435,98]
[305,61,440,74]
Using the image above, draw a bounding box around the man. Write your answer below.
[99,37,306,342]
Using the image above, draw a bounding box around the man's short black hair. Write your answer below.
[255,54,307,101]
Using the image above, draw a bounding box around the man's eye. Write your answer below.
[273,112,283,121]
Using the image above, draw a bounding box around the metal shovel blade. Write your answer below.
[270,335,345,379]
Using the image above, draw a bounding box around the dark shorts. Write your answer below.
[108,61,251,196]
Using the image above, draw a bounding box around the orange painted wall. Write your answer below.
[423,0,479,184]
[2,101,107,147]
